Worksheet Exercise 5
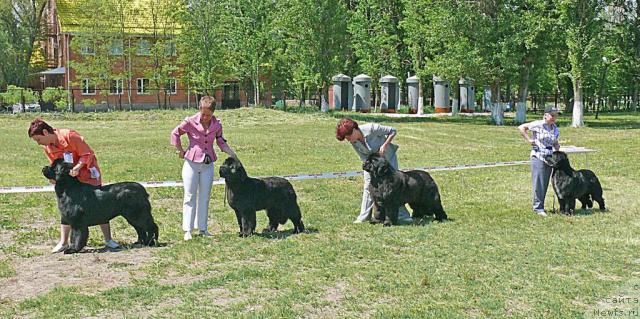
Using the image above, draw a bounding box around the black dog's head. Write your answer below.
[545,151,571,169]
[219,157,248,183]
[363,153,393,178]
[42,158,77,184]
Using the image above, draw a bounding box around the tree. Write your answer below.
[0,0,48,87]
[68,0,120,110]
[176,0,235,96]
[144,0,180,109]
[277,0,349,107]
[349,0,409,109]
[558,0,608,127]
[224,0,278,106]
[609,0,640,112]
[506,1,557,124]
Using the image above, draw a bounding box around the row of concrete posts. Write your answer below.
[331,74,475,113]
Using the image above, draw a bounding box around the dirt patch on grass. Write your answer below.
[0,246,159,302]
[303,281,349,318]
[207,287,249,307]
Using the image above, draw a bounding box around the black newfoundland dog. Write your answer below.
[363,153,447,226]
[43,158,158,253]
[219,157,305,237]
[545,151,606,214]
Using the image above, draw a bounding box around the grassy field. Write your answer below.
[0,108,639,318]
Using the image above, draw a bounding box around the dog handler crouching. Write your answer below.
[171,96,237,241]
[517,107,561,217]
[336,118,413,224]
[28,119,121,252]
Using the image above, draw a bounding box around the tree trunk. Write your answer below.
[491,82,504,125]
[516,66,530,124]
[321,85,329,112]
[127,38,133,111]
[417,79,424,115]
[564,78,573,113]
[452,82,460,116]
[299,85,304,107]
[155,82,162,109]
[571,78,584,127]
[254,65,260,107]
[632,81,638,112]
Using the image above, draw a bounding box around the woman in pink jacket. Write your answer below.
[171,96,237,240]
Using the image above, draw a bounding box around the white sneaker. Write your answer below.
[104,239,121,249]
[353,219,366,224]
[535,211,548,217]
[51,242,67,253]
[199,230,213,237]
[183,231,192,241]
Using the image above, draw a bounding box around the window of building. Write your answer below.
[165,78,177,94]
[137,38,151,55]
[82,79,96,95]
[224,83,240,100]
[80,42,95,55]
[137,78,150,94]
[165,42,177,56]
[110,79,123,95]
[109,39,124,55]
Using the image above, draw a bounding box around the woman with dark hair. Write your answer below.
[171,96,237,240]
[336,118,413,224]
[28,119,120,253]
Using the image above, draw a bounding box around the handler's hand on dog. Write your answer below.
[70,166,81,177]
[379,145,387,156]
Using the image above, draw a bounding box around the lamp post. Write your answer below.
[596,56,619,119]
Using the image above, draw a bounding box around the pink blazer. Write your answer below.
[170,113,229,163]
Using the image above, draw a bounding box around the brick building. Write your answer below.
[39,0,270,111]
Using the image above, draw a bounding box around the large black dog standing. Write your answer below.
[545,151,606,214]
[363,153,447,226]
[219,157,305,237]
[43,158,158,253]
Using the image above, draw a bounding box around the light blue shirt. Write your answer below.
[351,123,399,162]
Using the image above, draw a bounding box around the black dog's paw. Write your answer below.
[63,247,79,254]
[262,226,278,233]
[383,221,393,227]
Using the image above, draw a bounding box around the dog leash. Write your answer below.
[223,183,228,208]
[551,167,556,213]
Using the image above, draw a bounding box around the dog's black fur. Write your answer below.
[42,158,158,253]
[363,153,447,226]
[545,151,606,214]
[219,157,305,237]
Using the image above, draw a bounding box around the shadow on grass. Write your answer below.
[366,217,454,227]
[548,208,608,216]
[80,242,167,254]
[583,119,640,130]
[256,227,320,239]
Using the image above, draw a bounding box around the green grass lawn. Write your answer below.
[0,109,639,318]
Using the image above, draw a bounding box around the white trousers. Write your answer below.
[181,159,214,232]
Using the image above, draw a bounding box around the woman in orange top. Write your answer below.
[28,119,120,253]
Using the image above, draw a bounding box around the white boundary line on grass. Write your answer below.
[0,160,530,194]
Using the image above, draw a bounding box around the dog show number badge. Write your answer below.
[63,152,74,164]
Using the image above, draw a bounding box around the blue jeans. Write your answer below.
[531,157,552,212]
